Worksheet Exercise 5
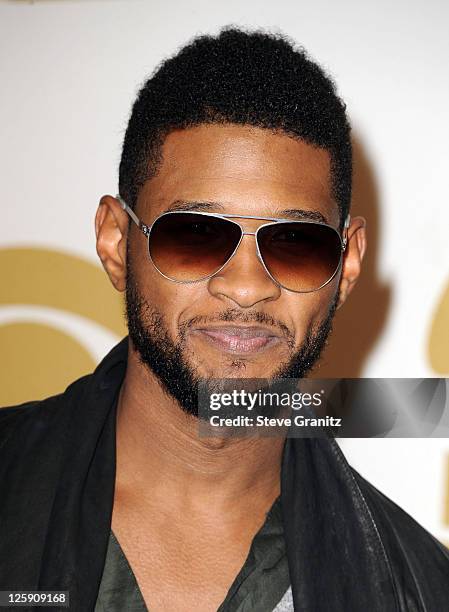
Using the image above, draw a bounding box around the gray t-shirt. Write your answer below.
[95,496,292,611]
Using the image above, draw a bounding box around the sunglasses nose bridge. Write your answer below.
[224,225,270,271]
[241,230,266,266]
[224,230,274,282]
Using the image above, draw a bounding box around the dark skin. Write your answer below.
[95,124,367,611]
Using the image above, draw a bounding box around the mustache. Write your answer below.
[179,308,295,347]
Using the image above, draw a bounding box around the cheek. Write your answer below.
[287,283,338,341]
[133,259,206,336]
[127,235,176,317]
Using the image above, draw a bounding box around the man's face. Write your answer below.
[122,124,344,414]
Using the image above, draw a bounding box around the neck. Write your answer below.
[115,342,285,518]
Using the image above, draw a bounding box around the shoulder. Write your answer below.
[0,374,93,456]
[0,338,128,453]
[352,468,449,605]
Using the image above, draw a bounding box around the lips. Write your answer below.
[192,326,281,355]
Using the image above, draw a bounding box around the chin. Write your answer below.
[195,357,280,381]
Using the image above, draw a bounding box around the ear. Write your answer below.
[336,216,367,310]
[95,195,129,292]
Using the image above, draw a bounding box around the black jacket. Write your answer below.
[1,338,448,611]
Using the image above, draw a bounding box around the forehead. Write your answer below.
[139,124,338,224]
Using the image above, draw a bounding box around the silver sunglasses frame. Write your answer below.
[117,195,350,294]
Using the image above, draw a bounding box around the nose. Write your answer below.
[207,233,281,308]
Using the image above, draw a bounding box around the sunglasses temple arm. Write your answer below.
[116,194,144,230]
[342,214,351,250]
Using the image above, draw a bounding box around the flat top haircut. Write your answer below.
[119,26,352,228]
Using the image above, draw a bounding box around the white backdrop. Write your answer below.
[1,0,448,542]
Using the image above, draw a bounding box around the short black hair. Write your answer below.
[119,27,352,226]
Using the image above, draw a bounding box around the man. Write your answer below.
[0,27,448,612]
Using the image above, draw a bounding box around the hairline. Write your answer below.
[126,120,349,230]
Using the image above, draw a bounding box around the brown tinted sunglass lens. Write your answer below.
[148,213,242,281]
[258,222,342,292]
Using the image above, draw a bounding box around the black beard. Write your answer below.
[125,257,338,418]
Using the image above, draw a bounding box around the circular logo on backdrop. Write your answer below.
[0,247,126,406]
